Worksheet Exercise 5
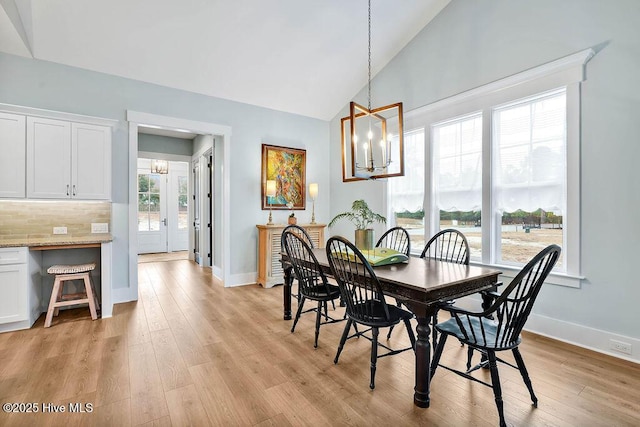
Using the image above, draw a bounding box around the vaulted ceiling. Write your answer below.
[0,0,450,120]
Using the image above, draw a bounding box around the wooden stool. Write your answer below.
[45,262,100,328]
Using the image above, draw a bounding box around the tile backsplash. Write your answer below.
[0,201,111,239]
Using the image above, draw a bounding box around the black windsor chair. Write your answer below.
[326,236,416,390]
[430,244,561,427]
[282,230,343,348]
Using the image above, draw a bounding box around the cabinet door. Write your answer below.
[27,117,71,198]
[0,113,26,198]
[72,123,111,199]
[0,264,28,324]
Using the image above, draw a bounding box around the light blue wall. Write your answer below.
[0,52,330,289]
[138,133,193,156]
[330,0,640,344]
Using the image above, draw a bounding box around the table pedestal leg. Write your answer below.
[283,266,292,320]
[414,315,432,408]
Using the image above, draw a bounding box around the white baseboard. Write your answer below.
[455,297,639,364]
[226,272,259,287]
[212,266,223,282]
[525,313,639,364]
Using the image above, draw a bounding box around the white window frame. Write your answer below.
[394,49,594,288]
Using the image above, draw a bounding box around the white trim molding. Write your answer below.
[406,48,595,117]
[127,111,232,298]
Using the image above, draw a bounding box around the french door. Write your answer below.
[137,159,188,254]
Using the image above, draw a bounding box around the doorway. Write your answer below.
[127,110,232,304]
[137,158,189,254]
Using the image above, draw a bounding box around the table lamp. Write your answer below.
[309,183,318,224]
[266,180,277,224]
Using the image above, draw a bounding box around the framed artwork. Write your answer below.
[261,144,306,210]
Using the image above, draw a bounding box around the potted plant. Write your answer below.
[328,199,386,250]
[287,202,297,225]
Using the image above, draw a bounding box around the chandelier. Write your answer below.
[341,0,404,181]
[150,159,168,174]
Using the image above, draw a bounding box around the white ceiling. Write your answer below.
[0,0,450,121]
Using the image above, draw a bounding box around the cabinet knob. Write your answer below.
[66,184,70,196]
[72,185,76,196]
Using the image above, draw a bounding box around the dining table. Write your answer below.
[281,248,502,408]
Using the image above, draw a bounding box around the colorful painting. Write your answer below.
[262,144,306,210]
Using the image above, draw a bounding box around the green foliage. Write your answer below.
[396,209,424,220]
[328,199,386,230]
[440,210,481,223]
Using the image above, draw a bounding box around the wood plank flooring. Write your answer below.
[1,258,639,426]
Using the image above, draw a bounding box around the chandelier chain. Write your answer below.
[367,0,372,112]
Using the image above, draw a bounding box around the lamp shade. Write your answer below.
[309,183,318,200]
[266,180,277,197]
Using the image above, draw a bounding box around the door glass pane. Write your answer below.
[138,172,162,232]
[178,175,188,230]
[149,193,160,231]
[149,175,160,193]
[138,192,149,231]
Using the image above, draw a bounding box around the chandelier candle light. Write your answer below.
[151,159,168,174]
[266,180,277,225]
[309,183,318,224]
[341,0,404,181]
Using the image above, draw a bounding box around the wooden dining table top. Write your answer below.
[309,248,501,313]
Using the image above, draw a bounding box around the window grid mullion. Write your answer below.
[483,108,494,265]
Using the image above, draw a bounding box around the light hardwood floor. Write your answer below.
[1,259,639,426]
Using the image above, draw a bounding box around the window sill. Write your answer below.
[471,261,584,289]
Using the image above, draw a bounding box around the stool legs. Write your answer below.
[45,276,63,328]
[83,274,98,320]
[44,272,100,328]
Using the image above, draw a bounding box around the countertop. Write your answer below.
[0,234,113,248]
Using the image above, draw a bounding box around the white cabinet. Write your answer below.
[27,117,111,200]
[0,248,28,325]
[26,117,71,198]
[71,122,111,199]
[0,113,26,198]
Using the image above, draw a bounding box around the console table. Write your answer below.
[256,223,326,288]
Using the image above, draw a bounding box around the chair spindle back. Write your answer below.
[421,228,470,265]
[453,244,561,349]
[326,236,391,325]
[375,226,411,256]
[282,231,329,299]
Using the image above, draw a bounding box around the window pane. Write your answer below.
[388,129,425,251]
[395,209,425,251]
[433,113,482,259]
[500,210,564,267]
[494,89,566,268]
[439,210,482,259]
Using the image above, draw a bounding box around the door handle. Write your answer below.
[162,218,168,226]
